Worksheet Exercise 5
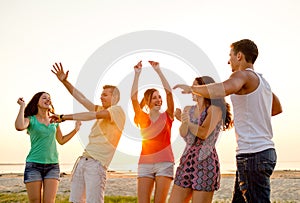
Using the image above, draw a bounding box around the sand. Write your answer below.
[0,170,299,202]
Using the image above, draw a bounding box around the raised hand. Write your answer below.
[51,62,69,82]
[17,97,25,106]
[148,61,159,71]
[173,84,192,94]
[134,61,142,73]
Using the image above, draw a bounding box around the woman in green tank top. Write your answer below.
[15,91,81,203]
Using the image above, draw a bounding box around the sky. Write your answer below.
[1,0,299,171]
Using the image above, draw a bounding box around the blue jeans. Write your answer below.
[231,148,276,203]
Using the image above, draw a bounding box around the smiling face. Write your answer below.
[100,88,113,109]
[149,90,162,110]
[37,93,52,110]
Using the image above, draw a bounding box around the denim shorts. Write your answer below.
[138,162,174,179]
[24,162,60,183]
[232,148,276,203]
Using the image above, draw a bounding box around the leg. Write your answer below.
[138,177,155,203]
[42,163,60,203]
[43,179,59,203]
[153,176,172,203]
[168,184,192,203]
[231,171,247,203]
[69,158,86,203]
[247,149,276,203]
[23,162,43,203]
[192,190,214,203]
[25,181,42,203]
[84,158,107,203]
[232,149,276,203]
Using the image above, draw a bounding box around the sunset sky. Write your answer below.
[1,0,299,171]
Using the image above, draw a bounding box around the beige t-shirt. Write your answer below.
[82,105,125,168]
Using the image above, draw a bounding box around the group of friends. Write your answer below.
[15,39,282,203]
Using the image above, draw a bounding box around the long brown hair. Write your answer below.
[195,76,233,130]
[139,88,158,110]
[24,92,54,118]
[134,88,158,125]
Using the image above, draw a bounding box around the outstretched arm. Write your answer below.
[56,121,81,145]
[131,61,143,115]
[15,98,30,131]
[149,61,174,118]
[51,62,95,111]
[50,110,111,123]
[173,71,247,99]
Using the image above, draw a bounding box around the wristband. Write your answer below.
[192,91,202,96]
[59,114,65,122]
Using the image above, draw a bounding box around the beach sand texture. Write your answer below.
[0,170,299,202]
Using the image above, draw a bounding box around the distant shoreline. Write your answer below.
[1,169,300,178]
[1,161,300,172]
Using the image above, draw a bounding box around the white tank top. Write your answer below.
[230,68,274,154]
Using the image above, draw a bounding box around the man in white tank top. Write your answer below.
[174,39,282,203]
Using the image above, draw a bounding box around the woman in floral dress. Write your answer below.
[169,76,233,203]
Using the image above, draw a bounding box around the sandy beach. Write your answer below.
[0,170,299,202]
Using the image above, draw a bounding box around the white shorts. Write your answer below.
[138,162,174,179]
[69,156,107,203]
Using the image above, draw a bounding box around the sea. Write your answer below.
[1,161,300,175]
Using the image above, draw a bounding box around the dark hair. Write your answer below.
[24,92,54,117]
[195,76,233,130]
[231,39,258,64]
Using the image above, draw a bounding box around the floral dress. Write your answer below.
[174,105,222,191]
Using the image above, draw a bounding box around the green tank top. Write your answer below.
[26,115,59,164]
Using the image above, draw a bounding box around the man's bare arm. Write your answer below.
[52,62,95,111]
[189,71,247,99]
[272,93,282,116]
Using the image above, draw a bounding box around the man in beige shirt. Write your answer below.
[51,63,125,203]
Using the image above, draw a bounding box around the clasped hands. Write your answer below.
[49,114,64,123]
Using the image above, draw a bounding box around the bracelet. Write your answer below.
[192,91,202,96]
[59,114,65,122]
